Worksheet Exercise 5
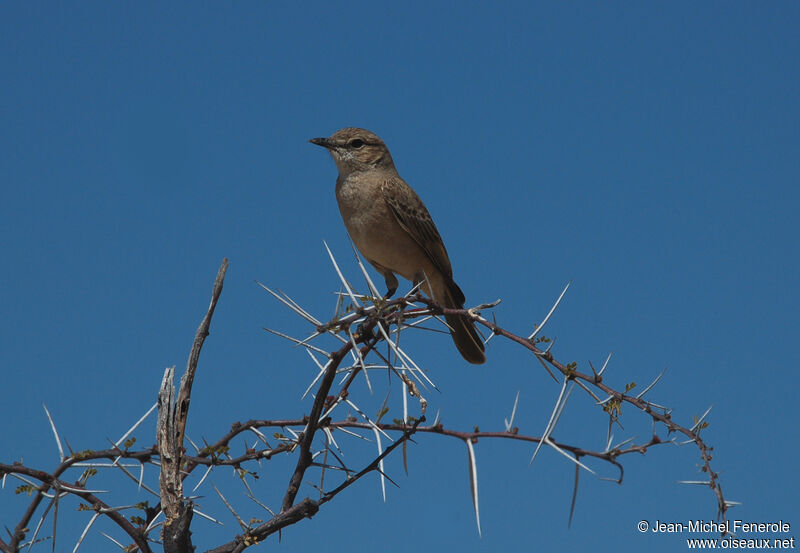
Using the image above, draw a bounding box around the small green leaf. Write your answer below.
[15,484,36,495]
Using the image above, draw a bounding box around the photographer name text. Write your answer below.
[651,520,791,534]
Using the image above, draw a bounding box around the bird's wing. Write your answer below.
[381,176,454,280]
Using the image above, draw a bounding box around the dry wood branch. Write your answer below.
[176,258,229,449]
[158,258,228,553]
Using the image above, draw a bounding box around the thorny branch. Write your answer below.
[407,293,728,521]
[0,459,153,553]
[1,253,730,553]
[205,418,425,553]
[280,325,379,512]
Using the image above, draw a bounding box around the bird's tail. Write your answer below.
[440,280,486,365]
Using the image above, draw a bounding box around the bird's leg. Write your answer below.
[412,272,434,302]
[382,271,399,300]
[365,259,398,300]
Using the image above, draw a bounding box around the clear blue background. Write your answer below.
[2,2,798,551]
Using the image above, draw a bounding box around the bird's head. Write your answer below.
[310,127,395,174]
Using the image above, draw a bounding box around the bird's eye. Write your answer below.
[350,139,365,149]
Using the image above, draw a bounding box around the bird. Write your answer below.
[310,127,486,364]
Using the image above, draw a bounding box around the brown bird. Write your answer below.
[310,127,486,364]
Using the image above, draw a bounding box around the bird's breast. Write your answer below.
[335,174,429,281]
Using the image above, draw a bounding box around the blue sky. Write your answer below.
[1,2,798,551]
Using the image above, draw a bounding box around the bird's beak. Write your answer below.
[310,137,334,149]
